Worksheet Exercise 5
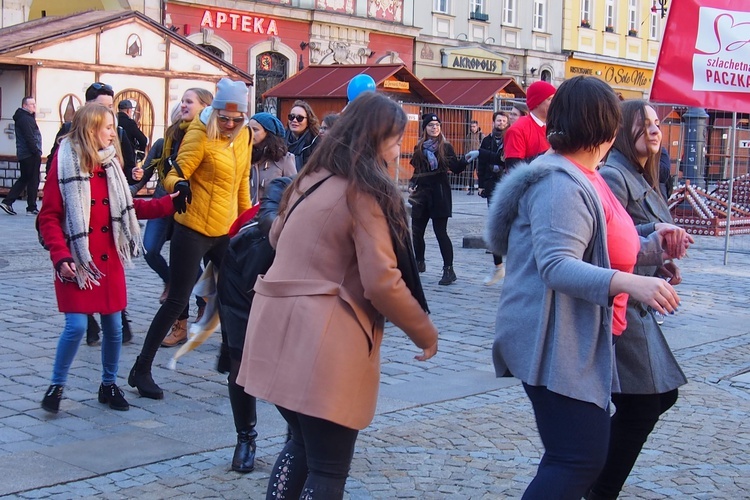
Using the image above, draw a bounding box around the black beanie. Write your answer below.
[422,113,441,129]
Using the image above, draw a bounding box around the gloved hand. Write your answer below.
[173,181,192,214]
[465,150,479,162]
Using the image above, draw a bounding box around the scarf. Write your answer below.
[57,139,143,289]
[286,129,314,156]
[422,138,439,171]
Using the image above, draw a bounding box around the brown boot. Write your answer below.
[161,319,187,347]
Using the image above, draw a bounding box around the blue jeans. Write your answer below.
[143,216,172,284]
[51,312,122,386]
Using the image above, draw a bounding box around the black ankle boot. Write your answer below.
[121,310,132,344]
[86,315,100,346]
[41,384,64,413]
[128,356,164,399]
[438,266,457,285]
[232,430,257,473]
[417,260,426,273]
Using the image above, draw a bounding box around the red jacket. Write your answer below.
[39,157,174,314]
[503,115,549,162]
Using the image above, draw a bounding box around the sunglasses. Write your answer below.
[288,114,307,123]
[218,115,244,124]
[91,82,113,91]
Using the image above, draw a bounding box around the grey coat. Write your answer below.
[600,149,688,394]
[485,154,665,410]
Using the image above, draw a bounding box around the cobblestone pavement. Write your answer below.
[1,194,749,498]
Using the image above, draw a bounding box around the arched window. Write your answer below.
[199,44,224,59]
[113,89,155,149]
[541,69,552,82]
[255,52,289,114]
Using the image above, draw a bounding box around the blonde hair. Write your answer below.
[205,107,246,142]
[66,103,123,174]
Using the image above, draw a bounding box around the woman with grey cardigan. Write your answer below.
[485,77,686,499]
[587,100,692,500]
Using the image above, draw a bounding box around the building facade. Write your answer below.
[563,0,665,98]
[414,0,566,90]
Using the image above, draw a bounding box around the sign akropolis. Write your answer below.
[651,0,750,110]
[441,48,504,75]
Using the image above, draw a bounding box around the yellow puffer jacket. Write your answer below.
[164,117,251,237]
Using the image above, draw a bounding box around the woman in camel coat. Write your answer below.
[237,92,438,500]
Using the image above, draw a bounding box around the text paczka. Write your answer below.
[200,10,279,35]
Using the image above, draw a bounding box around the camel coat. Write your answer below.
[237,168,438,430]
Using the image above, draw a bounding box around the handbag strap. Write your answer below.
[284,174,334,222]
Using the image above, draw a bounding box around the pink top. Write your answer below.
[573,161,640,335]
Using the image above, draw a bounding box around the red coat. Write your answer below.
[38,157,174,314]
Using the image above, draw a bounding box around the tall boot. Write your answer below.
[128,355,164,400]
[121,310,132,344]
[86,315,101,346]
[228,379,257,473]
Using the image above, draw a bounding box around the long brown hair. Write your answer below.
[613,100,660,189]
[160,88,213,178]
[66,104,123,174]
[279,92,410,247]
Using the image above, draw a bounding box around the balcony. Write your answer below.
[470,11,489,22]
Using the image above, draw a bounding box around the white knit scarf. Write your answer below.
[57,138,143,289]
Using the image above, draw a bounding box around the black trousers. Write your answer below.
[265,406,359,499]
[588,389,679,499]
[4,155,41,211]
[138,222,228,368]
[523,384,611,500]
[412,216,453,268]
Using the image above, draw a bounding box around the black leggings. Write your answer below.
[523,384,611,500]
[138,222,229,369]
[265,406,359,499]
[588,389,679,499]
[412,216,453,268]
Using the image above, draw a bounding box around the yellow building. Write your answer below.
[562,0,665,98]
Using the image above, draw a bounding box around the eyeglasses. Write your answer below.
[426,122,441,127]
[218,115,244,124]
[288,114,307,123]
[91,82,113,91]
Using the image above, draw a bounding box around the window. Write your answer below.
[580,0,592,26]
[503,0,516,25]
[629,0,638,31]
[470,0,485,14]
[533,0,546,31]
[605,0,616,30]
[434,0,450,13]
[649,10,659,39]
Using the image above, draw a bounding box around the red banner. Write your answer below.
[650,0,750,111]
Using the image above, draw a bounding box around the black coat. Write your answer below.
[117,112,148,158]
[217,176,292,359]
[409,141,467,219]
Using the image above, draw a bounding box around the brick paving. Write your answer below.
[1,194,749,498]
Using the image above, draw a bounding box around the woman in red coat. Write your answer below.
[38,104,175,414]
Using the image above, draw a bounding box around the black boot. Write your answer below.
[417,260,426,273]
[86,315,100,346]
[121,310,132,344]
[41,384,64,413]
[128,355,164,399]
[228,379,257,473]
[438,266,457,285]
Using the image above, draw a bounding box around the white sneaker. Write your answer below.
[483,264,505,285]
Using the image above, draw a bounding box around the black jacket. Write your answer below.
[117,112,148,158]
[477,132,505,198]
[13,108,42,160]
[409,141,467,219]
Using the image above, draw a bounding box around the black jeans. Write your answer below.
[4,155,41,211]
[523,384,611,500]
[588,389,679,499]
[266,406,359,499]
[412,216,453,268]
[138,222,228,368]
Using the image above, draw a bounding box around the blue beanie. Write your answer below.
[213,78,248,113]
[251,112,285,138]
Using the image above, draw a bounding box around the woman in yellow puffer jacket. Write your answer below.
[129,78,251,400]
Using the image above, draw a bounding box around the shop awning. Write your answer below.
[421,78,526,106]
[263,64,442,103]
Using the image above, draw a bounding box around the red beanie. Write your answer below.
[526,81,556,112]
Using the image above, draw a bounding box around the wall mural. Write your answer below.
[316,0,355,14]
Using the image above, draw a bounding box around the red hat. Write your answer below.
[526,81,556,112]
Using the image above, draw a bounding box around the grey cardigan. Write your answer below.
[600,149,687,394]
[485,154,664,410]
